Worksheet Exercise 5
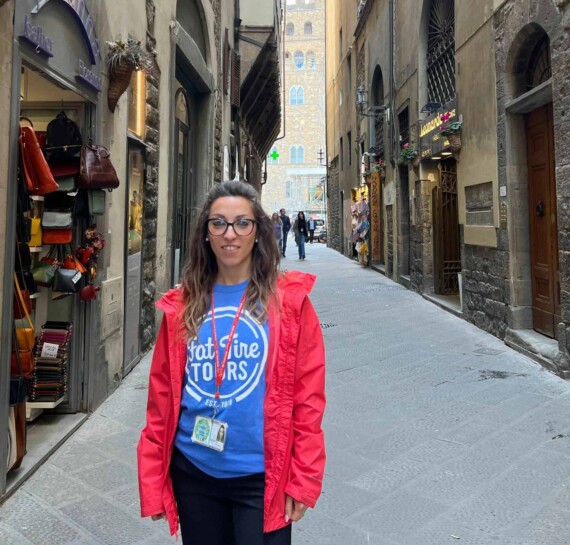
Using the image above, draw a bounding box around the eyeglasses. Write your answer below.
[207,218,257,236]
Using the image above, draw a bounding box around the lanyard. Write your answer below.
[210,290,247,400]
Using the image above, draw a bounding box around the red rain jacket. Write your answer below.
[137,271,326,536]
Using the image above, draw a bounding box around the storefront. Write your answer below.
[1,0,103,498]
[419,99,462,297]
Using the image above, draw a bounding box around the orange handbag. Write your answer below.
[19,118,59,195]
[42,228,73,245]
[62,245,87,274]
[12,274,35,379]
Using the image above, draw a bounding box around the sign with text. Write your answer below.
[419,98,457,159]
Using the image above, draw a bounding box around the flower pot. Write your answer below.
[447,132,462,152]
[108,61,135,113]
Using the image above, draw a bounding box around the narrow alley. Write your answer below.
[3,245,570,545]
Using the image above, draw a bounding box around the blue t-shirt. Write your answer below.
[174,280,268,478]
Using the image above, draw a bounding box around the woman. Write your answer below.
[138,181,326,545]
[296,211,307,260]
[271,212,283,251]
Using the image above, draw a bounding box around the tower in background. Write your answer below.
[261,0,326,220]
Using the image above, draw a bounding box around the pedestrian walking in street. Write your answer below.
[272,212,283,251]
[279,208,291,257]
[296,211,307,260]
[138,181,326,545]
[307,217,316,244]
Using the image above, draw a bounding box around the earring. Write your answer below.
[205,237,209,242]
[255,239,258,243]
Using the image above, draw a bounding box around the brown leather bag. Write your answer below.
[79,140,120,190]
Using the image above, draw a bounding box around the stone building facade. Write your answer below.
[0,0,282,498]
[261,0,326,221]
[326,0,570,375]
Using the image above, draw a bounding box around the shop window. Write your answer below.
[128,70,146,138]
[304,22,313,35]
[294,51,305,70]
[290,86,304,105]
[286,22,294,35]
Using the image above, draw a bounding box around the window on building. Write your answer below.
[526,34,551,91]
[286,180,292,199]
[426,0,455,104]
[304,22,312,35]
[290,145,304,164]
[347,131,352,167]
[267,146,280,164]
[346,52,352,97]
[339,137,344,171]
[294,51,304,70]
[398,107,410,147]
[307,51,316,70]
[290,86,304,105]
[286,22,294,35]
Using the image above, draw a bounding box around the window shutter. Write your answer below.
[231,50,241,108]
[223,29,230,96]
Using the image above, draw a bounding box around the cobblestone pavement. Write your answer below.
[3,243,570,544]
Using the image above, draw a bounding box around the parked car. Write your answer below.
[317,229,327,243]
[313,219,325,240]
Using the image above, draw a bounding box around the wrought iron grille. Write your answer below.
[526,34,551,91]
[398,107,410,147]
[426,0,455,104]
[373,116,385,159]
[440,160,460,294]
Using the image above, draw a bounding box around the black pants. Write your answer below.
[281,232,288,256]
[308,230,315,243]
[170,448,292,545]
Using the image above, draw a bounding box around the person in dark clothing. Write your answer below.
[279,208,291,257]
[296,211,307,260]
[307,217,316,244]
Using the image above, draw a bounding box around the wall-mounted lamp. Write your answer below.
[355,85,388,119]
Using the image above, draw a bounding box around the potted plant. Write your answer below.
[371,158,386,177]
[440,112,463,152]
[106,37,154,112]
[401,143,419,165]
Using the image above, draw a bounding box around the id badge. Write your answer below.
[191,416,228,452]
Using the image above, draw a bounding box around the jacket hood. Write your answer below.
[156,271,316,315]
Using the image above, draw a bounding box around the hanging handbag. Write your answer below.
[11,323,33,379]
[16,270,37,294]
[45,111,83,161]
[53,267,83,293]
[13,273,35,351]
[42,210,74,229]
[19,117,59,195]
[79,140,120,190]
[42,229,73,245]
[29,217,42,247]
[13,244,32,319]
[31,246,60,287]
[88,189,106,215]
[62,245,87,274]
[14,242,32,272]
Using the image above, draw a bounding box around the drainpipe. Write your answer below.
[389,0,395,167]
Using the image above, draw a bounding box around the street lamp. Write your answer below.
[355,85,389,120]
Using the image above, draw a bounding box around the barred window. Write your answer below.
[426,0,455,104]
[294,51,305,70]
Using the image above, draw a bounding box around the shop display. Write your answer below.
[28,322,72,402]
[79,140,120,190]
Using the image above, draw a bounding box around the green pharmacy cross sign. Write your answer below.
[269,150,280,160]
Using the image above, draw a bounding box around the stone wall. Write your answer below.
[211,0,222,183]
[327,162,342,252]
[141,0,159,351]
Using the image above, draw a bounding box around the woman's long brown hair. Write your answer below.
[179,180,281,340]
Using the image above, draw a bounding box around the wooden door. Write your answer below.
[526,104,560,338]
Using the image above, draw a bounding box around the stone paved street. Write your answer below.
[3,243,570,544]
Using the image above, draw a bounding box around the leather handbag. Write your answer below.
[31,247,61,286]
[19,117,59,195]
[63,245,87,274]
[14,274,35,351]
[53,267,83,293]
[29,217,42,247]
[88,189,106,215]
[11,323,33,379]
[79,140,120,190]
[13,269,32,320]
[15,242,32,272]
[42,210,73,229]
[42,229,73,245]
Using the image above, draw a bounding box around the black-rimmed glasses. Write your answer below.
[207,218,256,236]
